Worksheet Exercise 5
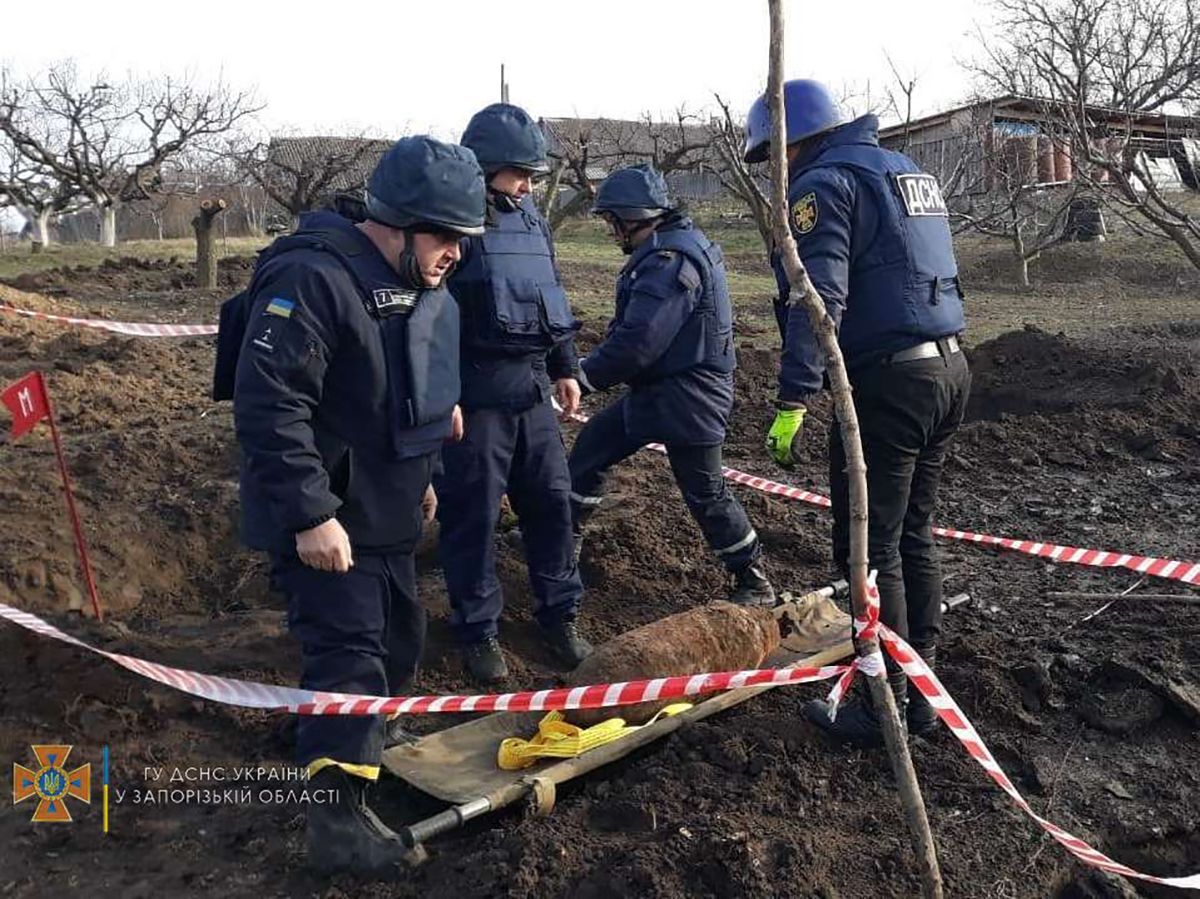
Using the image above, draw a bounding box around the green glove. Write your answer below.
[766,406,806,467]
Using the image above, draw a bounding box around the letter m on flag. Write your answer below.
[2,371,50,439]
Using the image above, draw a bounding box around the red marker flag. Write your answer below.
[1,371,103,620]
[1,371,50,439]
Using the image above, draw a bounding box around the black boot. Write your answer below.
[804,666,908,748]
[729,563,777,607]
[463,635,508,684]
[305,767,416,876]
[542,617,593,668]
[906,644,938,735]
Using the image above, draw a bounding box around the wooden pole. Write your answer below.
[41,377,103,622]
[764,3,943,896]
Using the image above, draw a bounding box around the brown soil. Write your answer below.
[1,255,1198,898]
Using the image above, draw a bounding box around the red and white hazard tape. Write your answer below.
[929,525,1200,584]
[825,573,885,718]
[0,599,854,716]
[0,304,217,337]
[635,429,1200,587]
[3,595,1198,887]
[882,628,1200,890]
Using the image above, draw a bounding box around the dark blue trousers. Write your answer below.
[273,551,425,774]
[434,400,583,644]
[568,397,761,571]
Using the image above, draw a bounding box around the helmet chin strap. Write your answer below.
[490,187,520,213]
[613,217,655,255]
[397,229,427,290]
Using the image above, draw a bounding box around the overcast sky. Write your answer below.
[3,0,992,140]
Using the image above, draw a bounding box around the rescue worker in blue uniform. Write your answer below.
[744,80,971,746]
[570,164,776,607]
[436,103,592,684]
[229,136,485,876]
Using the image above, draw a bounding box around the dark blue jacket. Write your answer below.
[233,211,459,554]
[773,115,965,402]
[582,216,736,446]
[448,194,579,411]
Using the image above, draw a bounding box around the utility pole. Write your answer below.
[500,63,510,103]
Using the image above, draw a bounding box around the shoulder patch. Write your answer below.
[676,258,701,291]
[265,297,295,318]
[895,173,948,216]
[791,192,819,235]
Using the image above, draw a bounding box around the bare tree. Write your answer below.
[904,97,1084,287]
[540,109,715,232]
[0,130,86,250]
[972,0,1200,268]
[707,94,772,252]
[229,133,388,228]
[883,53,919,152]
[0,63,259,247]
[954,149,1082,286]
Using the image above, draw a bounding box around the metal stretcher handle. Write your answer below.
[400,797,492,848]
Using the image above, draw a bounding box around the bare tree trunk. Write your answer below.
[537,157,567,221]
[31,209,50,252]
[99,205,117,247]
[192,198,228,290]
[1011,225,1031,288]
[765,3,943,897]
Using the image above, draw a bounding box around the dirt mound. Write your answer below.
[3,254,256,297]
[965,325,1197,421]
[0,313,245,621]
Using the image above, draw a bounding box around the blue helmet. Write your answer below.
[592,163,673,221]
[742,79,843,164]
[461,103,549,175]
[366,135,486,236]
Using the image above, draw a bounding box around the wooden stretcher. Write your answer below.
[382,585,853,851]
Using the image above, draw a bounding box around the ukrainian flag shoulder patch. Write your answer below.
[266,297,295,318]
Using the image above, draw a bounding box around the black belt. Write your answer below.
[884,335,960,365]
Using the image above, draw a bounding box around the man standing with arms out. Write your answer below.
[744,80,971,745]
[569,164,776,607]
[436,103,592,684]
[230,136,485,876]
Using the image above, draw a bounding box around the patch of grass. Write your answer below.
[0,237,268,281]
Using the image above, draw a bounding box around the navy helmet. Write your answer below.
[592,163,672,221]
[743,79,843,164]
[366,135,486,236]
[461,103,549,175]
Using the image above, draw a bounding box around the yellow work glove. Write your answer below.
[766,406,806,467]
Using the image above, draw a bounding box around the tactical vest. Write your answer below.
[214,222,459,459]
[619,222,736,383]
[449,197,577,353]
[797,144,965,360]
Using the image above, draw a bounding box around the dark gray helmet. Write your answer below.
[461,103,550,175]
[592,163,672,221]
[366,135,486,236]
